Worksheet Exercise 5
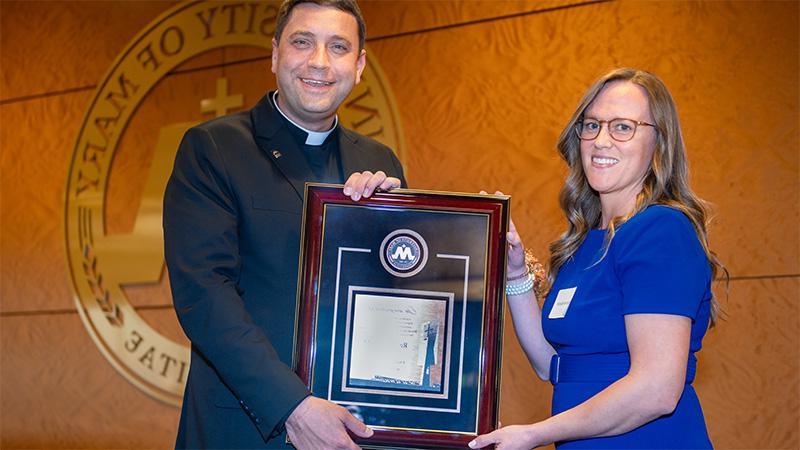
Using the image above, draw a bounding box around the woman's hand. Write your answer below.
[480,191,528,278]
[506,217,527,278]
[479,191,527,278]
[469,424,541,450]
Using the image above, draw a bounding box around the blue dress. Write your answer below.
[541,206,713,448]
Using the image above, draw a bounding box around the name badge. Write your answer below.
[548,287,577,319]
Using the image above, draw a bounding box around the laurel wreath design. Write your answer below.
[82,243,124,327]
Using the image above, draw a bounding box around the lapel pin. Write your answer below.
[272,150,282,159]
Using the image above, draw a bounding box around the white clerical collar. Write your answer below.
[272,91,337,145]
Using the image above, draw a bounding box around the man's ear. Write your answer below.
[354,48,366,84]
[271,37,279,74]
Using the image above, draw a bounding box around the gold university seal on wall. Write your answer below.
[64,0,404,406]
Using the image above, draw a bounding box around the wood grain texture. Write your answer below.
[696,278,800,448]
[0,92,92,314]
[359,0,583,39]
[0,0,582,101]
[0,312,180,449]
[0,1,177,101]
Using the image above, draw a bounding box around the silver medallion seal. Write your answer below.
[380,229,428,277]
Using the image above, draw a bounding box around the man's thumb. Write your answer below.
[342,413,373,438]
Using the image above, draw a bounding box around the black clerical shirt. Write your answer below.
[270,95,344,184]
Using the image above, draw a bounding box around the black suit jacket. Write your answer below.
[163,93,406,449]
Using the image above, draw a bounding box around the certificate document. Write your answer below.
[347,294,446,392]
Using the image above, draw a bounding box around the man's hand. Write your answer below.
[285,396,373,450]
[343,170,401,201]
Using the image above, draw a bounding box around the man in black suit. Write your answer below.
[163,1,406,448]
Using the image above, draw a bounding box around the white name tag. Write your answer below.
[548,287,577,319]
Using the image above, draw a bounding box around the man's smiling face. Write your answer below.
[271,2,366,131]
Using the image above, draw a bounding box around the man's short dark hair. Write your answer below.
[274,0,366,51]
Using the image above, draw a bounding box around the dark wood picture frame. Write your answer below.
[293,184,509,449]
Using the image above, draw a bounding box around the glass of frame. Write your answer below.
[293,183,509,449]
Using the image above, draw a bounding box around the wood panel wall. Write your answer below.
[1,1,797,448]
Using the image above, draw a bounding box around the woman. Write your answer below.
[471,68,724,449]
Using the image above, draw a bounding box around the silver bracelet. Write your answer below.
[506,273,534,296]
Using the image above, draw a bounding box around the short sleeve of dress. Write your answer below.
[614,206,712,319]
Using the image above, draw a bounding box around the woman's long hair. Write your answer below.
[548,68,726,323]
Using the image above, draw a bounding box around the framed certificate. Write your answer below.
[293,184,509,449]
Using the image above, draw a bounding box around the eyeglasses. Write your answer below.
[574,117,655,142]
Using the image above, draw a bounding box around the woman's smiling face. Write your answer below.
[580,80,657,217]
